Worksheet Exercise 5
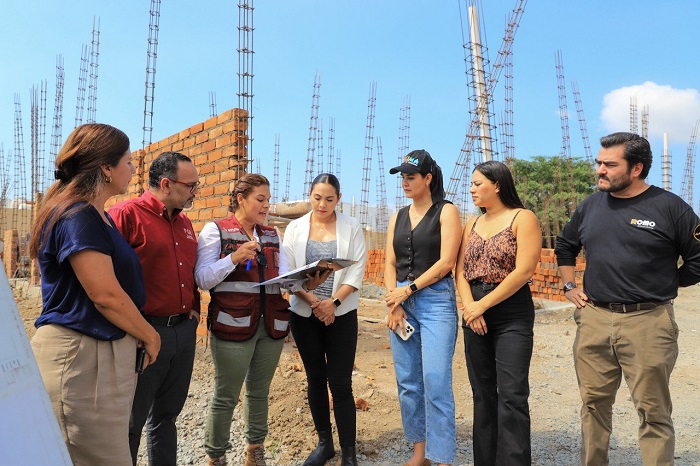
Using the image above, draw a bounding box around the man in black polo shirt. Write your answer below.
[555,132,700,466]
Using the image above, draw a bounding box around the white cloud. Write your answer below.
[600,82,700,143]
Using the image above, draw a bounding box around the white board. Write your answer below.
[0,272,71,464]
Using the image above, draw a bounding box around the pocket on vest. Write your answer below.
[217,311,251,328]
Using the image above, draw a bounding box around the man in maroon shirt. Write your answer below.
[110,151,200,466]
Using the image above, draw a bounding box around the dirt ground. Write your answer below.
[15,285,700,465]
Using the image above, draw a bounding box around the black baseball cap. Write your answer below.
[389,149,435,175]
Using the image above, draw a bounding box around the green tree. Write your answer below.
[509,155,596,247]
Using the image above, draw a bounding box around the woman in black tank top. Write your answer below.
[456,161,542,466]
[384,150,462,466]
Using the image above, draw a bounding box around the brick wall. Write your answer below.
[361,248,585,302]
[106,108,249,342]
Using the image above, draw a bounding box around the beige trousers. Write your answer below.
[573,303,679,466]
[31,324,138,466]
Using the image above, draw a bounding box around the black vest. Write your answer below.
[393,200,451,282]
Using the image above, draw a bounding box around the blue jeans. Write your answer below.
[390,276,458,464]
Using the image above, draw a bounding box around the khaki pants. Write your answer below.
[31,324,138,466]
[573,303,679,466]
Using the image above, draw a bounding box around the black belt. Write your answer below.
[144,312,189,327]
[591,300,671,313]
[470,280,498,292]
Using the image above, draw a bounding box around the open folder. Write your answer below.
[257,258,357,286]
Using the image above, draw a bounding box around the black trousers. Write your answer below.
[129,316,197,466]
[463,284,534,466]
[290,310,358,447]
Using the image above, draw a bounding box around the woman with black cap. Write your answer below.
[384,150,462,466]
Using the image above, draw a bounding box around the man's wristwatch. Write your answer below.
[332,297,342,308]
[563,281,577,292]
[408,281,419,294]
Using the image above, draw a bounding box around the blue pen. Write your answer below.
[241,226,254,271]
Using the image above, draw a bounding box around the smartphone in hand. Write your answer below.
[135,347,147,374]
[384,315,415,341]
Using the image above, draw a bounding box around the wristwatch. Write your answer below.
[563,281,577,292]
[332,297,342,308]
[408,281,419,293]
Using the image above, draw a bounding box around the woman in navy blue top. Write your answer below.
[28,124,161,466]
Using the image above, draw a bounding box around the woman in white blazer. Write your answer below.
[281,173,367,466]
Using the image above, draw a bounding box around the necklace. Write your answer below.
[312,212,335,231]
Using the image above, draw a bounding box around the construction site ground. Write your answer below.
[14,284,700,465]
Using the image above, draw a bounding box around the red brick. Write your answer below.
[221,169,236,182]
[203,115,218,130]
[200,163,215,175]
[199,186,214,197]
[209,126,223,139]
[217,109,234,124]
[195,132,209,144]
[189,122,204,134]
[214,159,229,172]
[207,148,223,162]
[202,140,216,153]
[171,141,184,151]
[206,197,221,208]
[215,135,232,148]
[205,173,220,185]
[213,206,229,218]
[214,183,229,195]
[183,137,195,149]
[179,128,190,140]
[223,120,242,134]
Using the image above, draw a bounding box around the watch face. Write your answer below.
[564,282,576,292]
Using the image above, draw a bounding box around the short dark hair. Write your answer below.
[310,173,341,196]
[600,132,652,179]
[230,173,270,212]
[149,152,192,188]
[472,160,524,213]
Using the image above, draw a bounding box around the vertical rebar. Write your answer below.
[86,17,101,124]
[238,0,255,165]
[359,81,377,229]
[142,0,161,149]
[49,55,65,191]
[74,44,89,128]
[304,72,321,198]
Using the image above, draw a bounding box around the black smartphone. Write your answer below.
[135,347,147,374]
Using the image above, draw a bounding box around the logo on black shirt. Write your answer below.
[630,218,656,229]
[694,224,700,241]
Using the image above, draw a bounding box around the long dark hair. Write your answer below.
[472,160,524,213]
[423,160,445,204]
[29,123,130,258]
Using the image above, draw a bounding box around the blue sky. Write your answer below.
[1,0,699,210]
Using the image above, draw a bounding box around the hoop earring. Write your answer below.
[105,175,112,184]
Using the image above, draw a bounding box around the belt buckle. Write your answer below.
[608,303,623,312]
[166,314,180,326]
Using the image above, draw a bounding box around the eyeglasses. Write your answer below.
[167,178,201,194]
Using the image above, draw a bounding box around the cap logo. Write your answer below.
[404,155,419,166]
